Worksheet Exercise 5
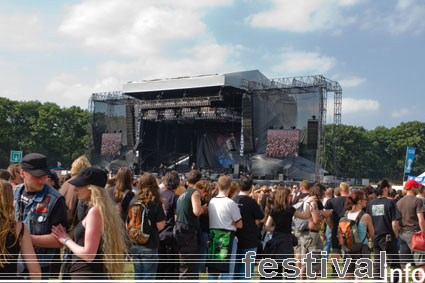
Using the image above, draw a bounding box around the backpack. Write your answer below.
[292,196,309,232]
[338,211,366,253]
[126,200,152,245]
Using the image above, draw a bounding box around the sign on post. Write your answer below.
[10,151,22,163]
[404,147,416,174]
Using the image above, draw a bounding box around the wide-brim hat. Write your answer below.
[69,167,107,188]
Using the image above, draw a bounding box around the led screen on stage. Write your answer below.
[266,129,299,158]
[101,133,122,156]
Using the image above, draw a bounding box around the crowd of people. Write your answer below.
[1,152,425,282]
[266,130,299,158]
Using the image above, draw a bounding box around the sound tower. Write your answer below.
[307,119,319,149]
[242,94,255,152]
[125,104,135,150]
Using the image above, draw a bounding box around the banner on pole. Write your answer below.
[404,147,416,174]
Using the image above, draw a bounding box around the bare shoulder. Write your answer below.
[87,206,101,219]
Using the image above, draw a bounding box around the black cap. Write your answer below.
[21,153,51,177]
[69,167,107,188]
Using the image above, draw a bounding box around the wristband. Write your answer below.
[63,237,71,246]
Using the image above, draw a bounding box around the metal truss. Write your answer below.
[246,75,342,181]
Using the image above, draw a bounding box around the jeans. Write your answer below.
[234,247,257,280]
[130,244,158,280]
[208,236,238,281]
[175,231,199,280]
[196,231,209,273]
[323,225,332,258]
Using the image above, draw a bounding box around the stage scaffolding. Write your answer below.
[242,75,342,182]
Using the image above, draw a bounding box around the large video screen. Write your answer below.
[266,129,299,158]
[101,133,122,156]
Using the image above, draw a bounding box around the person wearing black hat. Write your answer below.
[13,153,68,280]
[51,167,127,280]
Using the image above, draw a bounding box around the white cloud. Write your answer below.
[339,76,367,88]
[98,42,240,81]
[362,0,425,34]
[247,0,359,32]
[392,107,410,118]
[271,49,337,75]
[45,73,123,108]
[60,0,232,57]
[0,13,52,50]
[342,98,379,114]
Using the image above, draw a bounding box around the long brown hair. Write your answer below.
[0,180,17,267]
[137,173,162,206]
[273,186,291,212]
[113,167,133,202]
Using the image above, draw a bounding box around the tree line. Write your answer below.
[324,121,425,182]
[0,97,89,169]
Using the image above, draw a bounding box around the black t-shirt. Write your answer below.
[234,194,265,249]
[270,206,296,234]
[366,197,401,243]
[18,189,68,229]
[324,196,346,235]
[144,199,166,249]
[159,189,179,241]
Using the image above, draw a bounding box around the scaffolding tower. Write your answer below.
[243,75,342,181]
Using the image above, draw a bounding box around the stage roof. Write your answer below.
[122,70,270,94]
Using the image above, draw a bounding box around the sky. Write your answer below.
[0,0,424,129]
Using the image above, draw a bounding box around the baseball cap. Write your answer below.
[69,167,107,188]
[21,153,51,177]
[405,179,422,189]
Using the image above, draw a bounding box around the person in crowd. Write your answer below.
[47,171,61,190]
[323,187,334,257]
[107,167,135,222]
[324,182,349,275]
[0,180,41,280]
[59,173,71,185]
[51,167,127,280]
[396,179,425,282]
[366,179,401,282]
[207,175,242,281]
[174,170,208,280]
[195,180,212,274]
[59,155,91,225]
[128,173,166,280]
[343,190,374,280]
[229,181,240,199]
[263,186,314,280]
[292,180,311,272]
[299,183,332,280]
[233,176,264,280]
[0,169,11,181]
[364,185,376,203]
[14,153,68,279]
[157,171,180,280]
[8,163,23,186]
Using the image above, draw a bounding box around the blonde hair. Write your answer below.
[70,155,91,177]
[229,181,239,199]
[340,182,350,193]
[0,180,17,267]
[217,175,231,191]
[88,185,127,278]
